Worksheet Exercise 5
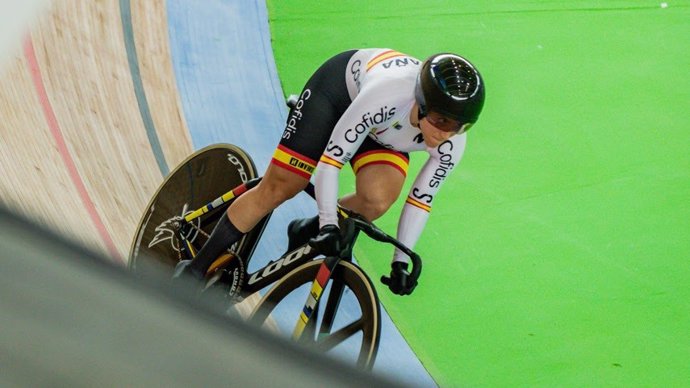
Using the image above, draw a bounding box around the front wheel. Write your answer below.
[249,260,381,370]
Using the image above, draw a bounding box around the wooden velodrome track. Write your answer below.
[1,0,190,263]
[0,0,286,344]
[0,1,436,385]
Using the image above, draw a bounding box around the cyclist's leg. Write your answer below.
[287,138,409,247]
[239,49,356,233]
[185,165,310,277]
[227,164,309,232]
[340,138,409,221]
[186,50,356,278]
[339,165,405,221]
[275,51,359,250]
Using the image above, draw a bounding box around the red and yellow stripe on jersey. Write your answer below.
[366,50,406,71]
[271,145,317,179]
[319,154,344,169]
[405,195,432,213]
[352,150,409,177]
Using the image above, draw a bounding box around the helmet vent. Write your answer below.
[432,57,479,99]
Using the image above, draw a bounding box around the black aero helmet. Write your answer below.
[415,53,485,125]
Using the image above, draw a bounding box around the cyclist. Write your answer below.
[176,49,485,295]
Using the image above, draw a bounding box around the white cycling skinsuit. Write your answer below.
[313,49,466,264]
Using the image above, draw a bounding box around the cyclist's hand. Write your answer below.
[309,224,341,257]
[384,261,417,296]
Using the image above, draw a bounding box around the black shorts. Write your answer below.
[271,50,409,179]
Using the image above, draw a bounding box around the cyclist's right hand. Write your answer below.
[384,261,418,296]
[309,224,341,257]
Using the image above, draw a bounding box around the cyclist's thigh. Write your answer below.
[351,136,409,195]
[356,163,405,199]
[350,137,410,195]
[272,50,357,180]
[351,135,410,170]
[259,162,310,196]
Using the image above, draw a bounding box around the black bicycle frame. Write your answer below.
[242,241,325,294]
[173,178,421,300]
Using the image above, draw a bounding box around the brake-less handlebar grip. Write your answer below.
[380,256,422,287]
[408,252,422,283]
[351,217,423,285]
[303,204,423,290]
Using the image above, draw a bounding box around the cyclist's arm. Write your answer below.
[393,134,466,264]
[314,82,402,229]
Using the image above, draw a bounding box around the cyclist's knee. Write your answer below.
[257,169,308,206]
[367,199,394,220]
[352,164,404,220]
[354,192,395,221]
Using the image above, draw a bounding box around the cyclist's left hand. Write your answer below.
[385,261,418,296]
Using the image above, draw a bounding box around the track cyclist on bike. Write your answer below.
[175,49,485,296]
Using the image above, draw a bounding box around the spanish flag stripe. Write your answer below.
[354,149,409,163]
[319,154,344,169]
[270,158,311,179]
[354,160,408,177]
[367,50,396,66]
[352,152,409,176]
[367,50,405,70]
[276,144,317,165]
[406,196,432,212]
[273,147,317,170]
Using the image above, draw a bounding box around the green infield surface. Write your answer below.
[267,2,690,386]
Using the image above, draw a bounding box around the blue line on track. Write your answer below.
[119,0,169,177]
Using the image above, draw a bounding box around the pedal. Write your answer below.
[203,252,245,298]
[202,252,238,292]
[206,252,238,277]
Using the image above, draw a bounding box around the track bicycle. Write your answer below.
[129,144,422,370]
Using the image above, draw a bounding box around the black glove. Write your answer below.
[309,224,342,257]
[384,261,418,296]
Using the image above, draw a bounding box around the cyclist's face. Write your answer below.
[420,111,471,147]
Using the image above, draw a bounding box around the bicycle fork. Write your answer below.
[292,256,342,341]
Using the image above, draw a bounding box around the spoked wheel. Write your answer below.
[249,259,381,370]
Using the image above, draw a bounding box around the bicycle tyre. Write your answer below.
[249,259,381,370]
